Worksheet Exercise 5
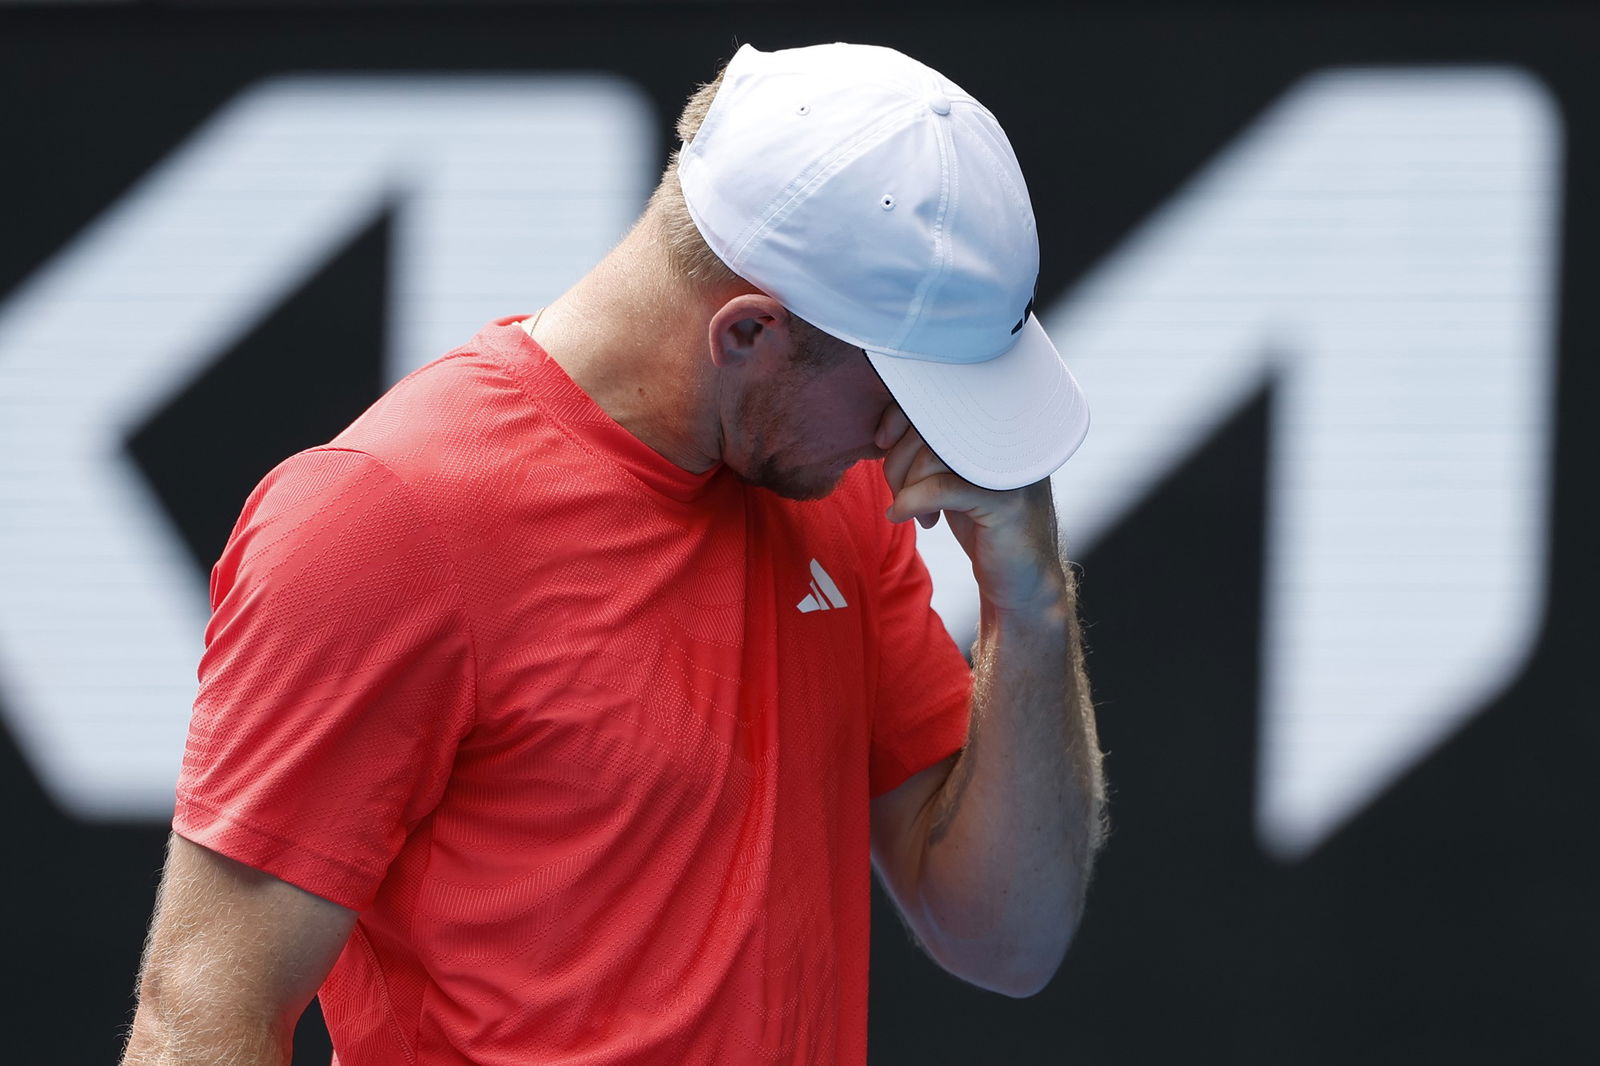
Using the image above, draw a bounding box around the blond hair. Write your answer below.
[648,61,843,366]
[647,66,743,289]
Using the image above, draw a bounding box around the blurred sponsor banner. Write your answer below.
[0,5,1593,1063]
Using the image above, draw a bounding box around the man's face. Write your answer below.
[729,329,897,502]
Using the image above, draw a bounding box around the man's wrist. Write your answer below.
[979,568,1074,633]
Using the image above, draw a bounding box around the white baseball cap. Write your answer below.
[678,42,1089,491]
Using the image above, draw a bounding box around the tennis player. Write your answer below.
[122,42,1105,1066]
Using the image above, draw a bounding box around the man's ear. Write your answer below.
[708,294,789,369]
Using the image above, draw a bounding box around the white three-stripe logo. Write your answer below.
[796,559,848,613]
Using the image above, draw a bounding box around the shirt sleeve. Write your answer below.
[867,486,974,798]
[173,447,476,911]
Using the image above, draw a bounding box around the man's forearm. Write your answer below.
[122,998,291,1066]
[916,558,1106,995]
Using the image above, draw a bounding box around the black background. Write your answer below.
[1,2,1595,1062]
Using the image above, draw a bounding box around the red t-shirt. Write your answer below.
[174,316,973,1066]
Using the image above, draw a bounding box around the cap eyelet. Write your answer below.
[880,194,896,211]
[796,102,811,116]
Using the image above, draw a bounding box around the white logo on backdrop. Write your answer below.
[0,76,655,818]
[0,70,1559,859]
[921,68,1560,858]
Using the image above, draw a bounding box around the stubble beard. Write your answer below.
[744,452,847,502]
[735,381,851,502]
[732,326,869,502]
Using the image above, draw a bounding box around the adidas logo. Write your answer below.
[796,559,849,613]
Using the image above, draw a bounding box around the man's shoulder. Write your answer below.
[233,346,567,556]
[331,344,595,516]
[331,350,524,478]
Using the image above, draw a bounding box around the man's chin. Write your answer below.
[741,457,862,502]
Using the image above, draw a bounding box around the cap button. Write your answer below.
[928,94,952,116]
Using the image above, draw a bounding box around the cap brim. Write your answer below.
[864,313,1089,491]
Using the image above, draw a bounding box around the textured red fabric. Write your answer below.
[174,316,973,1066]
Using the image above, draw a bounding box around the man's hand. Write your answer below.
[875,403,1066,616]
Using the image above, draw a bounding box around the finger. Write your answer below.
[875,403,912,451]
[898,440,954,507]
[881,423,928,496]
[887,471,987,524]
